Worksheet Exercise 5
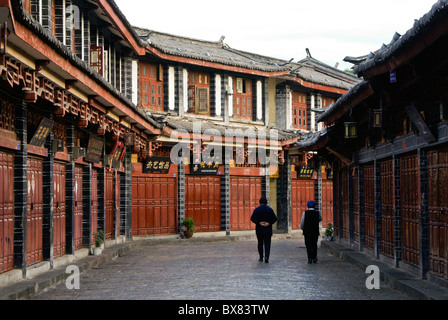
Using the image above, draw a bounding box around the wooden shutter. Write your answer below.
[196,87,209,114]
[90,46,103,76]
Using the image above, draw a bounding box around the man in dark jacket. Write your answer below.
[301,201,322,263]
[250,197,278,263]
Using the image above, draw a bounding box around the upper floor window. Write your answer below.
[188,71,210,115]
[139,62,164,111]
[292,91,307,130]
[233,77,252,121]
[322,97,335,108]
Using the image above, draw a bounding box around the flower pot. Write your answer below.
[184,230,194,239]
[93,247,102,255]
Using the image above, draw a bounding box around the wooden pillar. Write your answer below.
[222,163,230,236]
[177,158,186,236]
[65,123,75,255]
[348,165,355,246]
[14,100,28,276]
[82,164,92,249]
[277,150,291,233]
[393,155,402,268]
[374,159,381,259]
[122,146,133,239]
[97,166,106,243]
[358,165,365,251]
[418,148,430,279]
[42,113,54,266]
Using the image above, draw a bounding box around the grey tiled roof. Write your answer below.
[152,115,301,142]
[316,80,370,124]
[134,27,291,73]
[289,57,360,90]
[294,128,328,149]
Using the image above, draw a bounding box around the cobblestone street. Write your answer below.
[31,238,413,300]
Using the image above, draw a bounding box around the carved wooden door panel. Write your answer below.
[380,159,394,258]
[400,154,420,267]
[428,148,448,279]
[363,164,375,249]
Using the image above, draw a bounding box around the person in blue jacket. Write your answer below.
[250,197,278,263]
[301,201,322,264]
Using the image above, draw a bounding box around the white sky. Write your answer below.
[114,0,438,71]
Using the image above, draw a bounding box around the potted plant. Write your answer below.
[324,223,334,241]
[93,230,104,255]
[182,217,195,239]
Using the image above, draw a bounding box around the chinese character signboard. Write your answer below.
[109,141,125,169]
[298,166,314,179]
[85,134,104,163]
[30,117,54,147]
[191,161,219,175]
[143,157,171,174]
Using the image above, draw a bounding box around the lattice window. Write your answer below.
[233,78,252,121]
[0,98,15,133]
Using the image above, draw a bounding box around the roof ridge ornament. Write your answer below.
[306,48,312,58]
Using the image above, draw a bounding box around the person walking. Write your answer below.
[250,197,278,263]
[301,201,322,264]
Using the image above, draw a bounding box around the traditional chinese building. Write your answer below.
[0,0,160,279]
[0,0,358,285]
[311,0,448,282]
[130,28,358,235]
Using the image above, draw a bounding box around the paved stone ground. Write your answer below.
[30,238,414,300]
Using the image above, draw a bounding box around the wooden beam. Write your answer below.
[326,147,352,166]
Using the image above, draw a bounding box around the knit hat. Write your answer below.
[307,201,315,208]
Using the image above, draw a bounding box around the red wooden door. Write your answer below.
[27,157,43,266]
[105,171,114,240]
[291,179,314,229]
[53,162,66,257]
[91,169,98,243]
[131,176,177,236]
[400,154,420,267]
[74,166,83,250]
[230,177,261,231]
[428,148,448,279]
[363,164,375,249]
[0,150,14,273]
[380,159,394,258]
[115,173,121,237]
[185,176,221,232]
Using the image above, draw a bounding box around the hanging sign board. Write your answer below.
[109,141,125,169]
[30,117,54,147]
[143,156,171,174]
[191,161,219,175]
[298,166,314,179]
[85,134,104,163]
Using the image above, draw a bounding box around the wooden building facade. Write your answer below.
[314,1,448,282]
[0,0,358,285]
[0,0,159,278]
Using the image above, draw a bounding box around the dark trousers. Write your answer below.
[257,234,272,260]
[304,235,318,260]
